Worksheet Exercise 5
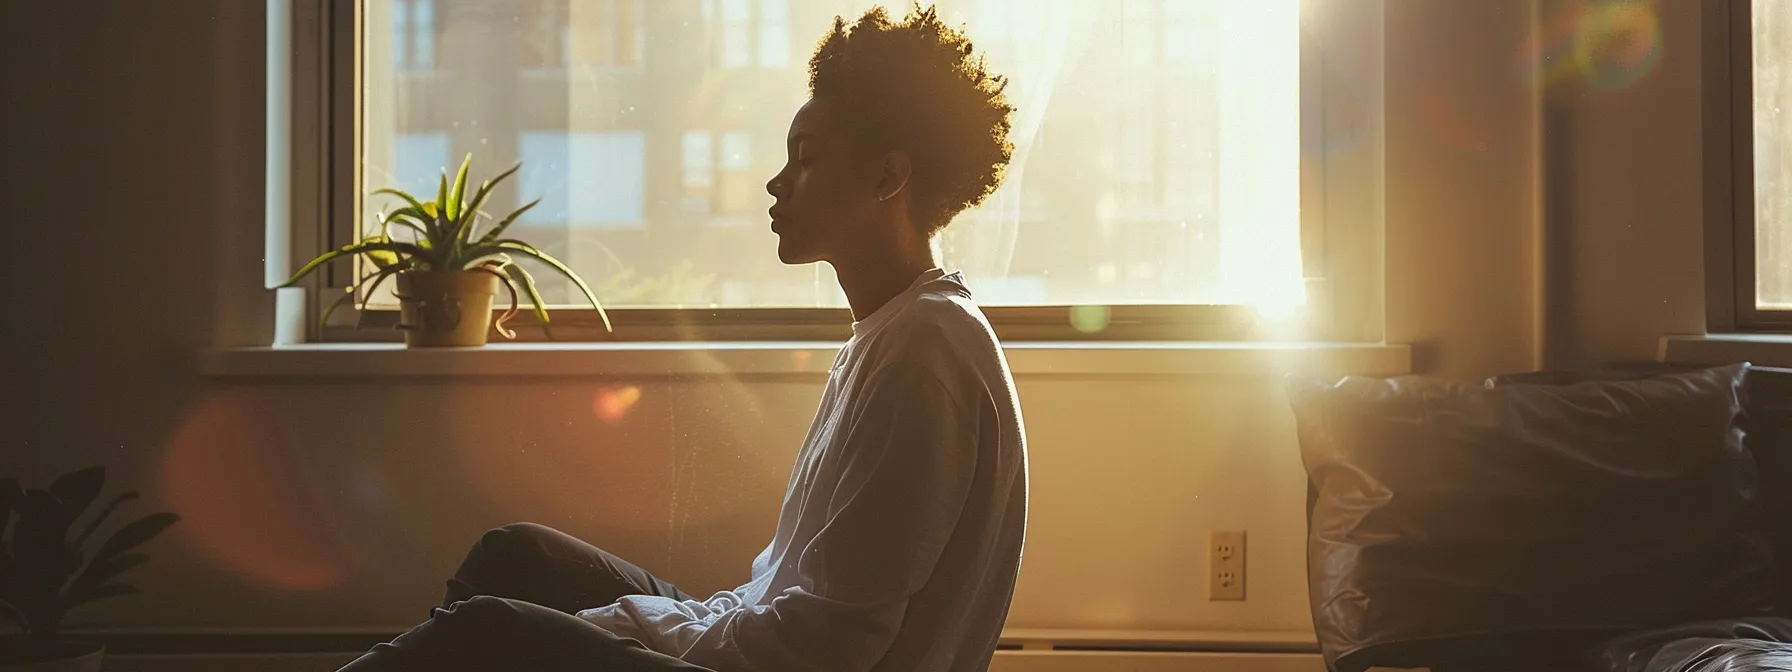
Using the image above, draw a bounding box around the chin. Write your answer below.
[776,238,824,266]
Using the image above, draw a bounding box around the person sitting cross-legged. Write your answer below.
[337,5,1028,670]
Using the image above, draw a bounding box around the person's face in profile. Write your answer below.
[765,97,888,266]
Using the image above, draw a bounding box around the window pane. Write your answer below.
[516,131,646,229]
[361,0,1303,310]
[1757,0,1792,309]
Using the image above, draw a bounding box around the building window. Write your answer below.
[391,133,449,196]
[707,0,789,69]
[519,0,646,70]
[517,132,647,229]
[391,0,435,71]
[759,0,791,67]
[348,0,1314,336]
[682,131,716,213]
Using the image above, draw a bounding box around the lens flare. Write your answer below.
[593,385,644,425]
[1069,305,1111,334]
[1574,1,1661,91]
[1521,0,1662,93]
[161,391,351,591]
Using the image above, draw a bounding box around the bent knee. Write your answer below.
[476,522,554,553]
[486,522,555,541]
[433,595,525,629]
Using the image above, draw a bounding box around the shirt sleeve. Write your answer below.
[623,361,980,671]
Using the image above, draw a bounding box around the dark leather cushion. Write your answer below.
[1288,364,1775,672]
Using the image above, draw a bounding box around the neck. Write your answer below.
[834,237,939,320]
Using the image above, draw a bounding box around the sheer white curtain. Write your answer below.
[943,0,1098,292]
[926,0,1304,310]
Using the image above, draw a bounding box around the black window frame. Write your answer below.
[1708,0,1792,332]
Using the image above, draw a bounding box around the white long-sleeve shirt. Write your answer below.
[578,270,1029,671]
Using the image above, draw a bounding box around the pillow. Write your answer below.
[1288,364,1774,672]
[1497,364,1792,625]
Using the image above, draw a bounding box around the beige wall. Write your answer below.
[1381,0,1544,378]
[1545,0,1712,367]
[0,0,1643,641]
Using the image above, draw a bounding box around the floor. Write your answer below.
[104,651,1330,671]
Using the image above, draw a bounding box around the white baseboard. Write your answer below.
[105,651,1324,672]
[105,653,361,672]
[991,651,1327,672]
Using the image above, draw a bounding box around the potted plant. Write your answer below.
[1,467,180,672]
[282,154,610,346]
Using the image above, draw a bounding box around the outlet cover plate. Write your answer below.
[1210,530,1246,601]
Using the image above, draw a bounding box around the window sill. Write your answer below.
[200,341,1411,379]
[1660,334,1792,368]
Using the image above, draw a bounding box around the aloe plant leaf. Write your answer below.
[0,479,21,543]
[316,262,410,327]
[459,163,520,237]
[317,287,358,329]
[65,553,148,603]
[493,241,611,331]
[484,162,523,190]
[446,154,471,222]
[475,198,542,246]
[459,162,516,228]
[91,513,179,566]
[47,468,104,525]
[71,492,137,551]
[370,187,426,215]
[63,583,137,610]
[0,599,25,632]
[14,489,69,565]
[506,261,552,326]
[357,263,410,313]
[381,212,432,244]
[391,209,445,250]
[280,241,428,287]
[435,171,449,226]
[458,182,493,244]
[358,234,403,268]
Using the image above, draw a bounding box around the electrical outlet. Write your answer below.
[1210,530,1246,601]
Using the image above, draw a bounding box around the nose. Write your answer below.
[766,170,787,198]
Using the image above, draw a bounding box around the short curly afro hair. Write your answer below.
[807,3,1016,234]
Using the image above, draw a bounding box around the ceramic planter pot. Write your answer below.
[395,271,499,347]
[0,641,104,672]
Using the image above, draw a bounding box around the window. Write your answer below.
[707,0,789,69]
[1752,1,1791,313]
[390,0,435,71]
[1721,0,1792,329]
[518,0,646,70]
[390,133,448,195]
[331,0,1328,341]
[516,131,647,230]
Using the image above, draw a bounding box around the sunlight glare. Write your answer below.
[1218,0,1306,314]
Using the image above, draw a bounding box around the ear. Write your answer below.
[875,151,913,203]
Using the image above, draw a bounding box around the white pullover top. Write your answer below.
[578,269,1028,671]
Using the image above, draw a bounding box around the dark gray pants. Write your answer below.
[338,523,716,671]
